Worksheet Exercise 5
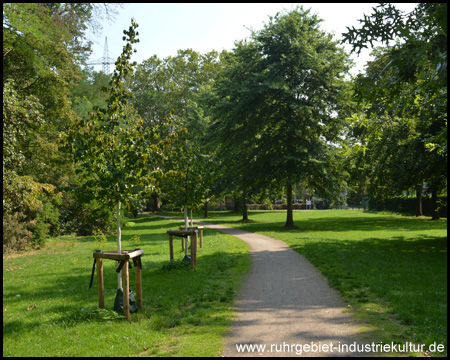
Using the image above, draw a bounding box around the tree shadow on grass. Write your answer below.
[3,248,250,342]
[223,212,446,235]
[289,235,447,350]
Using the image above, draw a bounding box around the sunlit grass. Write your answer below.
[3,216,251,357]
[167,209,447,357]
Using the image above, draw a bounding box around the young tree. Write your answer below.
[64,20,177,288]
[160,135,214,226]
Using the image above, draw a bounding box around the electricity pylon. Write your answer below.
[87,37,116,74]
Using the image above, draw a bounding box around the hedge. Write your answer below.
[368,195,447,218]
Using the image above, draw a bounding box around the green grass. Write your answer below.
[164,209,447,357]
[3,216,251,357]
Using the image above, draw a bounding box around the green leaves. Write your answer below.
[343,4,447,201]
[3,80,44,172]
[63,20,174,210]
[212,6,350,200]
[160,137,214,211]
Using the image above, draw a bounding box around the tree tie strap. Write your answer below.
[89,258,96,289]
[116,260,127,273]
[89,256,142,289]
[132,256,142,270]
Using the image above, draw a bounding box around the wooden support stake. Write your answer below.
[194,232,198,266]
[96,257,104,308]
[191,232,197,269]
[135,257,143,309]
[122,259,130,321]
[199,228,203,249]
[169,234,174,262]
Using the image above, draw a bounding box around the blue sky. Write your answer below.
[86,3,417,76]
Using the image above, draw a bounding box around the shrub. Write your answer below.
[30,200,61,248]
[3,212,35,254]
[368,195,447,217]
[58,193,116,236]
[128,198,147,218]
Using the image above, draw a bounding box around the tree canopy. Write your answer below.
[343,3,447,219]
[212,6,352,227]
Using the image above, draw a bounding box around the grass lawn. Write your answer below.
[164,209,447,357]
[3,216,251,357]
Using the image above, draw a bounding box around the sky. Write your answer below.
[86,3,417,76]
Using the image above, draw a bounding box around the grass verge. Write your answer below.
[164,209,447,357]
[3,215,251,357]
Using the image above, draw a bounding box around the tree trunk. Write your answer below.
[204,201,209,218]
[184,205,189,229]
[285,183,294,228]
[431,191,440,220]
[234,196,241,213]
[242,197,248,221]
[415,189,423,217]
[117,200,122,289]
[151,192,161,212]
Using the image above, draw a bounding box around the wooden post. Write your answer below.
[194,232,198,266]
[199,228,203,249]
[181,237,184,250]
[122,258,130,320]
[169,234,174,262]
[117,201,122,289]
[135,256,143,309]
[191,232,197,269]
[96,257,104,308]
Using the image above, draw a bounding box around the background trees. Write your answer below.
[3,3,447,254]
[3,4,120,249]
[129,49,223,211]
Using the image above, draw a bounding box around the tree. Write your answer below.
[64,20,177,288]
[343,4,447,219]
[342,3,446,160]
[212,6,351,228]
[3,80,62,247]
[69,67,111,120]
[160,135,214,226]
[3,3,122,244]
[129,49,223,210]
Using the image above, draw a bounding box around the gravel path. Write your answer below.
[149,215,372,357]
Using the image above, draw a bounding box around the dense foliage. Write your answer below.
[211,6,353,227]
[3,3,447,254]
[343,3,447,219]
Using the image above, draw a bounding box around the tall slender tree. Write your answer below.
[64,20,177,288]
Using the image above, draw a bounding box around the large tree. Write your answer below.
[3,3,121,245]
[343,3,447,219]
[212,6,352,228]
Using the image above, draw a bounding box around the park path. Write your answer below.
[148,214,371,357]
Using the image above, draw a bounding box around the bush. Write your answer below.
[368,195,447,218]
[58,193,116,236]
[128,198,147,217]
[3,213,35,254]
[30,200,61,248]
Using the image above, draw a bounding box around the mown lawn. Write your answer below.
[164,209,447,357]
[3,216,250,357]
